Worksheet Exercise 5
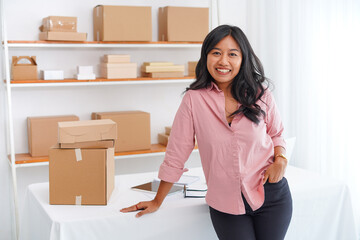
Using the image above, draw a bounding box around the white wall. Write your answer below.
[0,0,211,239]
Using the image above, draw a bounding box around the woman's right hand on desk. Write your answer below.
[120,199,160,218]
[120,180,174,218]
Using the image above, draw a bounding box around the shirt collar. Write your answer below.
[207,81,222,93]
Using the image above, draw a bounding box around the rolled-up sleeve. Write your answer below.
[158,92,195,183]
[264,90,286,149]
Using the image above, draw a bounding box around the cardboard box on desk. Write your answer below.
[40,16,77,32]
[27,115,79,157]
[93,5,152,41]
[158,6,209,42]
[92,111,151,152]
[58,119,117,144]
[12,56,38,80]
[49,146,114,205]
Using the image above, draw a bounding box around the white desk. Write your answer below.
[19,166,357,240]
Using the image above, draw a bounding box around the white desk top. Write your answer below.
[20,166,357,240]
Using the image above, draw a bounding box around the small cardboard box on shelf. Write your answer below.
[104,55,131,63]
[40,16,77,32]
[165,126,172,135]
[188,61,198,76]
[58,119,117,144]
[27,115,79,157]
[158,133,170,146]
[92,111,151,152]
[158,6,209,42]
[93,5,152,41]
[11,56,38,80]
[100,62,137,79]
[49,147,114,205]
[39,31,87,41]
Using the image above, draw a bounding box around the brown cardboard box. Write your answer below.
[158,133,169,146]
[165,126,172,135]
[158,6,209,42]
[27,115,79,157]
[141,64,184,73]
[41,16,77,32]
[92,111,151,152]
[93,5,152,41]
[49,147,114,205]
[39,32,87,41]
[188,61,198,76]
[12,56,38,80]
[59,140,114,149]
[100,63,137,79]
[104,55,131,63]
[142,72,184,78]
[58,119,117,144]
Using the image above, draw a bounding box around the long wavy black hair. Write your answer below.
[186,25,270,124]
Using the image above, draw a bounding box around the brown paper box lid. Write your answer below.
[58,119,117,143]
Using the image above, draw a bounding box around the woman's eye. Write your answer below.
[230,53,238,57]
[212,51,221,56]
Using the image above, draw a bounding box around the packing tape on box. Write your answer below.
[75,195,82,205]
[75,148,82,161]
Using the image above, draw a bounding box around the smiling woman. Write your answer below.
[206,35,242,90]
[121,25,292,240]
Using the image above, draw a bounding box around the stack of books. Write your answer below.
[141,62,184,78]
[100,55,137,79]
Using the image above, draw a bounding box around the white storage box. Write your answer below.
[41,70,64,80]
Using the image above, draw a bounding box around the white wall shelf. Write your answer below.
[8,77,196,88]
[10,144,199,168]
[4,41,202,49]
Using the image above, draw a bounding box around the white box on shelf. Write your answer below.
[76,74,96,80]
[77,66,94,75]
[41,70,64,80]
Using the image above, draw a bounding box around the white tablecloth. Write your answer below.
[19,166,357,240]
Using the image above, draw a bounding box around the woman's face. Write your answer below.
[207,35,242,90]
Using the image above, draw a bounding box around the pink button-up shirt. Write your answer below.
[158,82,286,215]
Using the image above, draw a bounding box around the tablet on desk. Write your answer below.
[131,180,185,195]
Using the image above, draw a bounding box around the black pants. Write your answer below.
[209,178,292,240]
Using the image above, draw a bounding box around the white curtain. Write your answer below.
[220,0,360,238]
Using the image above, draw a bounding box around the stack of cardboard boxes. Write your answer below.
[49,119,116,205]
[100,55,137,79]
[141,62,184,78]
[39,16,87,41]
